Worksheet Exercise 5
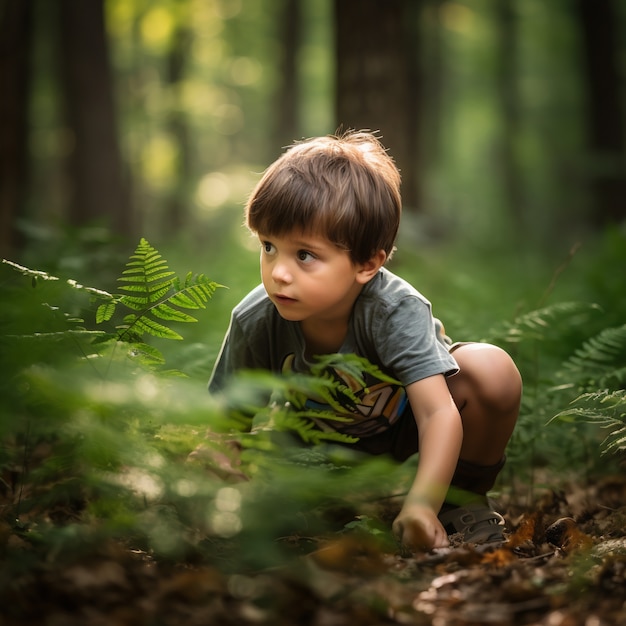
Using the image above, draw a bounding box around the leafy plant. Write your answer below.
[96,238,222,342]
[552,390,626,456]
[215,352,405,451]
[550,324,626,457]
[559,324,626,391]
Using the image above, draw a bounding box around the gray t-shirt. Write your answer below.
[208,267,459,437]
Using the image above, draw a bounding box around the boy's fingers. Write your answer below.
[392,520,404,542]
[393,519,432,551]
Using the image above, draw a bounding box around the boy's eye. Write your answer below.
[297,250,315,263]
[262,241,276,255]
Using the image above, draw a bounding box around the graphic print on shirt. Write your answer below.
[281,353,408,437]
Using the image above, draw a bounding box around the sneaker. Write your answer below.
[438,501,506,544]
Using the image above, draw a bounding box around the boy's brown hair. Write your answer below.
[245,130,402,264]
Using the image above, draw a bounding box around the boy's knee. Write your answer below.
[454,343,522,414]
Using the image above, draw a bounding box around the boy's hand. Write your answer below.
[392,503,449,552]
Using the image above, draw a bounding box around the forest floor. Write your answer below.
[2,472,626,626]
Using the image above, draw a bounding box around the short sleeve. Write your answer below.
[208,315,266,393]
[373,296,459,386]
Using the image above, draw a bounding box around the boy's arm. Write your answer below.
[392,374,463,551]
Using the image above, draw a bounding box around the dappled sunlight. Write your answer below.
[175,478,199,497]
[212,102,244,135]
[196,172,231,209]
[113,467,165,501]
[140,134,177,189]
[140,6,175,52]
[135,374,160,402]
[210,486,243,537]
[440,2,475,34]
[229,56,263,86]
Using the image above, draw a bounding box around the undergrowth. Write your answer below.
[0,234,624,577]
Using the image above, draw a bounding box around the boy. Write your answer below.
[208,130,522,551]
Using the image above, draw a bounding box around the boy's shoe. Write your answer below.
[438,501,506,544]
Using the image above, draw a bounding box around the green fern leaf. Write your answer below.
[110,239,223,342]
[168,291,201,309]
[170,274,221,309]
[118,294,149,311]
[117,239,175,302]
[560,324,626,390]
[119,282,172,300]
[2,259,60,282]
[486,301,602,344]
[96,302,117,323]
[122,314,183,340]
[127,342,166,366]
[553,389,626,455]
[151,303,198,323]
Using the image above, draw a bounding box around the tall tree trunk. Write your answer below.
[419,0,444,169]
[165,20,193,235]
[58,0,131,236]
[0,0,33,258]
[274,0,301,152]
[494,0,523,233]
[334,0,421,210]
[577,0,626,226]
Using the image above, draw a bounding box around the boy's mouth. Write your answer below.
[274,293,297,304]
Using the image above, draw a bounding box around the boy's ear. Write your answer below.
[356,249,386,284]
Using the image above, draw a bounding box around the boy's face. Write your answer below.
[257,231,371,323]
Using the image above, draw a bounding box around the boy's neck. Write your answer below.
[300,317,349,357]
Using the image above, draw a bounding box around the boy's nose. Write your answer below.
[271,261,292,284]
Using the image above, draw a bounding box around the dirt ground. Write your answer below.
[2,473,625,626]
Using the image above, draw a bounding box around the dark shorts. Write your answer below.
[350,408,420,461]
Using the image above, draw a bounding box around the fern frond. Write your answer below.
[150,303,198,324]
[552,389,626,455]
[96,302,117,323]
[274,411,358,446]
[560,324,626,390]
[127,342,166,367]
[5,330,108,343]
[122,314,184,341]
[312,353,401,386]
[112,239,223,342]
[170,274,222,309]
[117,239,175,308]
[2,259,115,305]
[2,259,60,283]
[485,301,602,344]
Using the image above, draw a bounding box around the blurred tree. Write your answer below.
[274,0,301,150]
[494,0,522,232]
[418,1,444,169]
[58,0,132,236]
[577,0,626,227]
[164,8,193,234]
[334,0,422,210]
[0,0,33,258]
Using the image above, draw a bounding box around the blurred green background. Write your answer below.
[2,0,625,372]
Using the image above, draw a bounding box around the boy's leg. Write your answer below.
[441,343,522,541]
[447,343,521,471]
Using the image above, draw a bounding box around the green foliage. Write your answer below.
[97,238,222,342]
[560,324,626,391]
[486,301,603,347]
[553,390,626,456]
[2,231,625,580]
[480,296,625,474]
[548,324,626,457]
[0,238,407,575]
[214,353,403,448]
